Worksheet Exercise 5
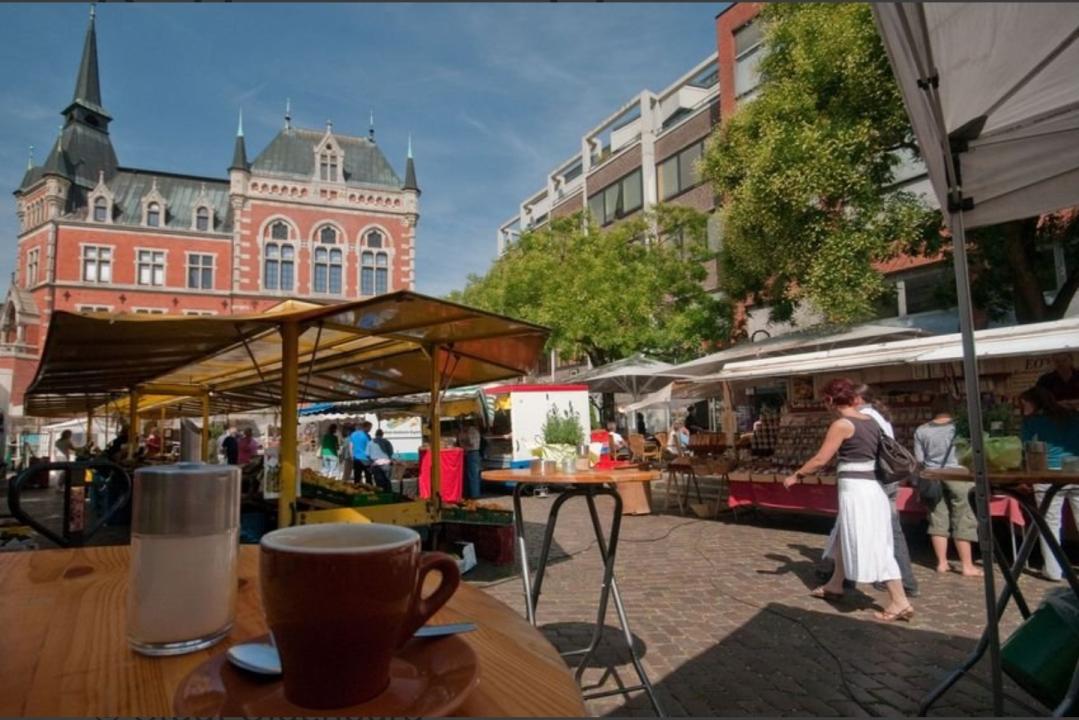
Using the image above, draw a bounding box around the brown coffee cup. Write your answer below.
[259,522,460,709]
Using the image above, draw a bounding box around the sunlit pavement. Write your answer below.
[470,492,1057,717]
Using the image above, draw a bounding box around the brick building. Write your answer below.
[0,9,420,418]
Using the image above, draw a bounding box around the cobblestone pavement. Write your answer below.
[467,491,1064,717]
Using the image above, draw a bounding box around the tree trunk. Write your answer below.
[1003,218,1049,324]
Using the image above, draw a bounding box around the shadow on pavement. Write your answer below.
[596,602,1045,718]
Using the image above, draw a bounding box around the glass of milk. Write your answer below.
[127,463,241,656]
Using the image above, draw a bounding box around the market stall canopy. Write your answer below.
[873,3,1079,229]
[665,323,929,378]
[620,380,719,415]
[575,353,684,398]
[24,292,548,418]
[700,317,1079,384]
[298,386,492,423]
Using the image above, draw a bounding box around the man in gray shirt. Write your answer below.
[914,399,981,577]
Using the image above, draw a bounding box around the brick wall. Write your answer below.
[551,192,583,219]
[586,143,643,196]
[665,183,716,214]
[716,3,763,119]
[655,102,719,163]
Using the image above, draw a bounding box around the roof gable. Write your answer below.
[250,128,402,189]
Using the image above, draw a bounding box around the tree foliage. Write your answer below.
[448,209,729,366]
[704,2,1079,327]
[702,3,938,326]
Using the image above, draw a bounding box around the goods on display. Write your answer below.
[299,469,397,507]
[441,500,513,526]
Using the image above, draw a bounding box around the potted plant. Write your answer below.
[533,405,584,473]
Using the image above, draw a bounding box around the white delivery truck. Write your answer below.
[480,384,591,469]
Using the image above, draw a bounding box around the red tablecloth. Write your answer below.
[418,447,465,503]
[727,481,1025,527]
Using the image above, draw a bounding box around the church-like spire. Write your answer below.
[26,145,33,171]
[69,3,107,117]
[369,110,375,141]
[42,126,71,178]
[284,97,292,132]
[403,133,419,193]
[230,109,248,172]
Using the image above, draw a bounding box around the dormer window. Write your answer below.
[319,150,339,182]
[147,203,161,227]
[195,206,210,232]
[87,171,114,224]
[93,197,108,222]
[140,178,168,228]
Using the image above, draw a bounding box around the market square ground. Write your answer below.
[470,494,1056,717]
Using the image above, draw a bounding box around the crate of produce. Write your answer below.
[316,486,399,507]
[441,521,516,565]
[441,503,514,526]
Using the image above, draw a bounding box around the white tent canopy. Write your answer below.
[620,381,718,415]
[875,3,1079,228]
[575,353,683,398]
[701,317,1079,384]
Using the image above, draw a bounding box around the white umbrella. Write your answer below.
[874,4,1079,712]
[576,354,686,399]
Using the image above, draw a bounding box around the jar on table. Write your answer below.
[127,463,241,656]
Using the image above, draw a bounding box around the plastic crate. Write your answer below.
[1001,602,1079,709]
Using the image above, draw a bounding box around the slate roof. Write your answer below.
[250,127,402,189]
[82,169,233,233]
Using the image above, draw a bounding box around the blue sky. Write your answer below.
[0,3,723,297]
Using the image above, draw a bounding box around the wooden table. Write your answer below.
[917,468,1079,716]
[481,468,664,716]
[0,545,586,717]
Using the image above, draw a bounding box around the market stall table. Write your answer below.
[482,467,664,716]
[917,468,1079,717]
[0,545,586,717]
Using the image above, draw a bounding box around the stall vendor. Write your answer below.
[1037,352,1079,403]
[237,427,262,465]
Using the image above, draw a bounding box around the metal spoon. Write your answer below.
[226,623,477,676]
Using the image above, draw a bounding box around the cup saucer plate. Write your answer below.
[173,633,480,717]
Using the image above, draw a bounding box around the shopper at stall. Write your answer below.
[667,421,690,456]
[320,424,340,476]
[460,419,483,499]
[105,424,129,461]
[1036,352,1079,403]
[144,424,162,457]
[237,427,261,466]
[367,431,393,493]
[1020,386,1079,582]
[782,378,913,622]
[914,397,981,577]
[374,428,394,458]
[350,422,372,485]
[220,426,239,466]
[606,421,628,459]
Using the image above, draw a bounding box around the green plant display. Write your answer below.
[541,405,584,446]
[954,399,1019,439]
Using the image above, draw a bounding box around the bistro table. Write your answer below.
[482,467,665,716]
[0,545,587,717]
[917,468,1079,717]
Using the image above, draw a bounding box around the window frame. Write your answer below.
[136,248,167,287]
[26,248,40,286]
[81,244,113,284]
[195,206,211,232]
[656,140,705,201]
[733,19,764,100]
[263,220,297,292]
[587,168,644,227]
[146,202,162,228]
[92,196,108,223]
[186,252,215,290]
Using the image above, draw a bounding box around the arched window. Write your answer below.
[319,226,337,244]
[375,252,388,295]
[314,246,344,294]
[361,251,375,296]
[147,202,161,227]
[263,221,295,291]
[93,196,108,222]
[364,229,384,248]
[195,206,210,232]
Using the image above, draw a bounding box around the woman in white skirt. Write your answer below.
[782,377,914,622]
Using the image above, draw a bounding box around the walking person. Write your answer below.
[320,423,340,477]
[350,421,372,485]
[914,397,982,577]
[338,424,354,483]
[367,429,393,493]
[783,378,913,622]
[1019,387,1079,582]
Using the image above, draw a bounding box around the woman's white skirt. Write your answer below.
[824,477,900,583]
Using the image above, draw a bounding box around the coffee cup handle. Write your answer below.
[399,551,461,646]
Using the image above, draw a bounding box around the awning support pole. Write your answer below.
[429,346,443,513]
[86,407,94,449]
[279,321,300,527]
[949,207,1003,715]
[127,389,139,461]
[722,381,736,448]
[201,394,211,462]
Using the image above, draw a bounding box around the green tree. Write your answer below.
[449,209,729,367]
[702,3,937,326]
[703,3,1079,326]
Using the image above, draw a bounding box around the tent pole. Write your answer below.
[429,346,443,512]
[279,321,300,528]
[86,407,94,449]
[201,394,211,462]
[127,390,138,461]
[950,208,1004,714]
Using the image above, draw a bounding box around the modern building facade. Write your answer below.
[1,9,420,417]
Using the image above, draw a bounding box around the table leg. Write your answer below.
[530,491,574,615]
[512,481,537,625]
[918,485,1060,716]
